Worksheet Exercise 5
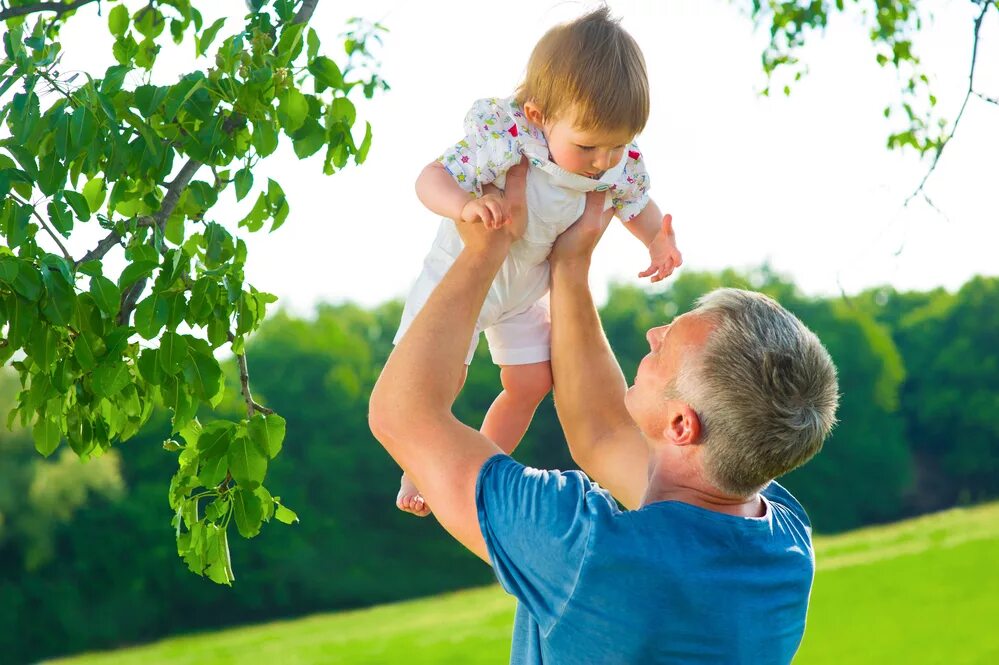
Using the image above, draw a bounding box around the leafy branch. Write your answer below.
[904,0,995,206]
[1,0,384,585]
[0,0,98,22]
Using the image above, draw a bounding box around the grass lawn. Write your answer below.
[48,502,999,665]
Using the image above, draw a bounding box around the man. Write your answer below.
[368,161,839,664]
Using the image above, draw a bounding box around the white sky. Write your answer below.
[40,0,999,314]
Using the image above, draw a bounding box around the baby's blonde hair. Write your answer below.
[515,6,649,136]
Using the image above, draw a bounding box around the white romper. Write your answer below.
[394,97,652,366]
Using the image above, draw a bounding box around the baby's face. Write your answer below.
[544,114,633,179]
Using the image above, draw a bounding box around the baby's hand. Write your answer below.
[461,192,510,229]
[639,214,682,283]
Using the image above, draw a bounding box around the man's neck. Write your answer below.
[641,464,766,518]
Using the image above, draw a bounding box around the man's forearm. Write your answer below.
[416,161,473,221]
[549,259,633,462]
[375,246,506,419]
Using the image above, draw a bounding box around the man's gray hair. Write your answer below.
[676,288,839,497]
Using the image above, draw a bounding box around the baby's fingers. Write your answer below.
[638,263,657,278]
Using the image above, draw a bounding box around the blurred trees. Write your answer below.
[1,269,996,662]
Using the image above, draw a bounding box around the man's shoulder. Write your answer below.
[763,480,813,530]
[476,455,620,519]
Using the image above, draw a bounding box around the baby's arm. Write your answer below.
[416,161,510,228]
[621,198,682,283]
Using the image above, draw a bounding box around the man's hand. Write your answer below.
[461,192,510,229]
[550,190,615,267]
[639,215,682,283]
[456,158,529,251]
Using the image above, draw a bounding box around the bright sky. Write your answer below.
[43,1,999,314]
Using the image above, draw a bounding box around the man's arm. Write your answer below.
[549,193,650,510]
[369,169,525,563]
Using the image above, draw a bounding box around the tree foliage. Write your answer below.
[0,0,386,584]
[743,0,997,201]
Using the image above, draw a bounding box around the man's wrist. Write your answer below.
[551,256,592,281]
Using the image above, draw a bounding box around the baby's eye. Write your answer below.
[577,145,595,151]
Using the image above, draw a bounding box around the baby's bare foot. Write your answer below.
[397,473,431,517]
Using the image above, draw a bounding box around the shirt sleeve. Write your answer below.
[476,455,611,634]
[437,98,522,197]
[610,142,652,222]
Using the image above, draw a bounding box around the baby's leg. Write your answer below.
[397,365,468,517]
[480,361,553,453]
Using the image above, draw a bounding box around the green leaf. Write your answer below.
[33,415,62,457]
[228,435,268,490]
[197,420,234,459]
[75,260,102,277]
[63,189,91,221]
[356,121,372,164]
[251,120,278,157]
[134,292,169,340]
[74,331,99,371]
[197,17,226,57]
[204,524,234,585]
[234,167,253,202]
[183,344,223,402]
[306,27,320,60]
[187,277,217,324]
[232,487,264,538]
[292,118,325,159]
[137,347,162,385]
[248,413,286,459]
[330,97,356,126]
[38,151,68,196]
[11,259,42,300]
[0,258,17,283]
[27,324,58,370]
[274,503,299,525]
[46,199,74,236]
[238,193,268,233]
[40,268,76,326]
[89,275,121,316]
[7,296,35,348]
[159,331,188,375]
[134,7,165,39]
[82,177,106,212]
[309,56,343,93]
[92,360,131,398]
[118,260,158,290]
[277,88,308,134]
[108,4,129,37]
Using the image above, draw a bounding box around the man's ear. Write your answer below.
[522,100,545,127]
[663,402,701,446]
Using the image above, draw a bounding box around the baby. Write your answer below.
[394,7,681,515]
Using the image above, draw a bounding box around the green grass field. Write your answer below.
[49,502,999,665]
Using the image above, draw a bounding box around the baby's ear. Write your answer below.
[522,100,545,126]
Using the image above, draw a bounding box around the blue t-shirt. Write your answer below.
[475,454,815,665]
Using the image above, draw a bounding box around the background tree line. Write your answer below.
[1,267,996,663]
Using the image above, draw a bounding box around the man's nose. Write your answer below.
[646,326,667,350]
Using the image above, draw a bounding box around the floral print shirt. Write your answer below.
[438,97,652,222]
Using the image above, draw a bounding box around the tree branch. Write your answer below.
[973,90,999,105]
[11,194,73,261]
[114,158,203,325]
[905,0,994,206]
[230,332,274,418]
[293,0,319,25]
[0,0,98,21]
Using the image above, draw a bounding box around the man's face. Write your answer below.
[625,312,715,438]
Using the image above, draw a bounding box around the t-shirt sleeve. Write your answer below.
[476,454,607,634]
[763,480,812,529]
[437,98,522,197]
[610,142,652,222]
